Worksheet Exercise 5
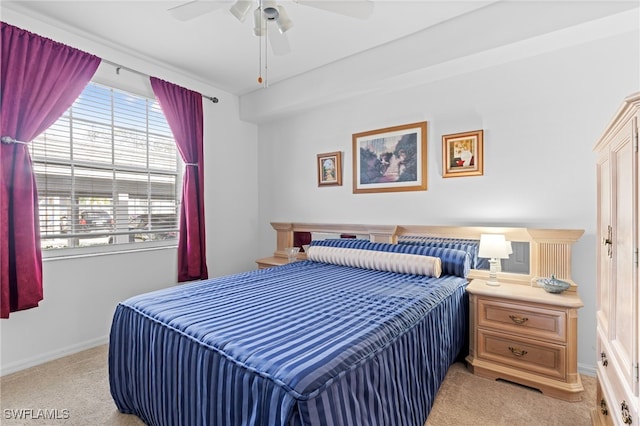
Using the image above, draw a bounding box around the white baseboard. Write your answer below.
[578,362,597,377]
[0,336,108,377]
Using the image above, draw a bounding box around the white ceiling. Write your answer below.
[3,1,639,101]
[3,0,498,95]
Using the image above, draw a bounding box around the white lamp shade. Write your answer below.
[230,0,253,22]
[253,7,266,36]
[478,234,509,259]
[276,5,293,33]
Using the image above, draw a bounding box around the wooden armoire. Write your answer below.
[592,92,640,425]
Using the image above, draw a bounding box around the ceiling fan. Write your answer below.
[168,0,375,56]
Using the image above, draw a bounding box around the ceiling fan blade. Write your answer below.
[168,0,227,21]
[267,22,291,56]
[293,0,374,19]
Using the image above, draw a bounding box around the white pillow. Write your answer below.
[306,246,442,278]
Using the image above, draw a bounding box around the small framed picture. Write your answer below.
[352,121,428,194]
[317,151,342,186]
[442,130,484,178]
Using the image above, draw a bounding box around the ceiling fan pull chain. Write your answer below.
[264,21,268,88]
[257,22,263,84]
[255,0,269,87]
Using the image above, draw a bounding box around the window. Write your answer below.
[31,82,182,251]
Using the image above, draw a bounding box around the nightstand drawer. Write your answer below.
[478,298,567,343]
[477,329,566,380]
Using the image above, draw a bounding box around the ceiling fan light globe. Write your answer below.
[253,7,266,36]
[230,0,253,22]
[276,5,293,33]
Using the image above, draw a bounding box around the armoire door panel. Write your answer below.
[611,129,637,392]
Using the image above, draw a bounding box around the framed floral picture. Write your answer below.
[317,151,342,186]
[442,130,484,178]
[352,121,428,194]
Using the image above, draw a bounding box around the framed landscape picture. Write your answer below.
[352,121,428,194]
[317,151,342,186]
[442,130,484,178]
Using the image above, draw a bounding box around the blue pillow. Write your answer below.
[399,237,480,268]
[311,239,470,278]
[310,239,371,249]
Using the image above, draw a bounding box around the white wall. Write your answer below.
[0,10,259,375]
[256,30,640,373]
[1,249,178,374]
[2,5,637,378]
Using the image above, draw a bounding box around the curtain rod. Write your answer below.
[102,59,219,104]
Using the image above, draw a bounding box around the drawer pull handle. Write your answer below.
[509,315,528,325]
[621,401,632,424]
[508,347,528,357]
[601,352,609,367]
[600,399,608,416]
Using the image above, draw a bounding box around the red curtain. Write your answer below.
[150,77,208,282]
[0,22,100,318]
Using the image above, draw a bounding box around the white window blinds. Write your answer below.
[30,82,182,250]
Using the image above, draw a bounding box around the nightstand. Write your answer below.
[465,279,584,402]
[255,256,289,269]
[256,252,308,269]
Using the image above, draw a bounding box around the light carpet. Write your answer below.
[0,345,595,425]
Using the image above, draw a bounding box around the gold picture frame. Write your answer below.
[352,121,428,194]
[317,151,342,186]
[442,130,484,178]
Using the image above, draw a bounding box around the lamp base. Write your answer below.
[486,258,500,286]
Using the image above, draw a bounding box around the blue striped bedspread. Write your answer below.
[109,260,468,426]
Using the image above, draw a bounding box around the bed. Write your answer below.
[109,222,585,425]
[109,237,474,426]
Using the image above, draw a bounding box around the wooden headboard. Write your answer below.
[269,222,584,293]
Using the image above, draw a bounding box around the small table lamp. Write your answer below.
[479,234,510,286]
